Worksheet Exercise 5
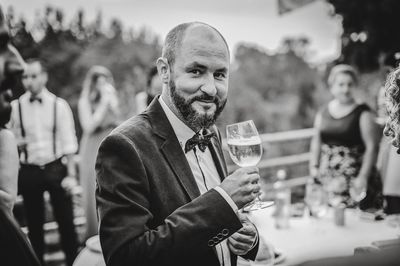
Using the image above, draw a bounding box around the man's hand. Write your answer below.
[219,167,260,209]
[0,189,15,214]
[228,213,258,255]
[351,176,367,200]
[61,176,78,195]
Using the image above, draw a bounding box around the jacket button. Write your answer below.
[208,240,215,247]
[213,236,220,243]
[222,229,230,236]
[217,233,224,240]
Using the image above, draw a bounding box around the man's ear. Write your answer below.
[156,57,170,85]
[42,72,48,85]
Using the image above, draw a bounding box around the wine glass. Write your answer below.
[226,120,273,211]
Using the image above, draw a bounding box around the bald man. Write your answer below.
[96,22,260,266]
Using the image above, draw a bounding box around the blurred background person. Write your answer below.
[135,65,162,113]
[310,64,383,211]
[382,64,400,214]
[9,58,79,266]
[0,5,40,265]
[78,65,119,240]
[0,9,23,217]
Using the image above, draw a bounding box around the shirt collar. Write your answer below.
[26,87,49,100]
[158,96,196,147]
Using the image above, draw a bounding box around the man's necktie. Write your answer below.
[185,128,216,153]
[29,96,42,103]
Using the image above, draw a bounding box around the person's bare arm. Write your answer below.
[0,129,19,214]
[355,111,380,189]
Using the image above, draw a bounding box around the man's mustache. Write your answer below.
[189,94,221,105]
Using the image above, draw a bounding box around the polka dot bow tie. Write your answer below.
[185,128,216,153]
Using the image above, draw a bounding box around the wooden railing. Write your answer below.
[15,127,317,235]
[224,127,316,189]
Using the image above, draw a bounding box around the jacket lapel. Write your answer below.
[208,125,228,182]
[209,136,228,182]
[146,98,230,265]
[146,97,200,201]
[160,139,201,200]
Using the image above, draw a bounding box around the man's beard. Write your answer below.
[170,80,226,130]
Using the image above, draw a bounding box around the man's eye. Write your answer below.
[190,69,201,75]
[214,72,226,79]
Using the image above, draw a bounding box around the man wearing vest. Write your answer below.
[9,58,79,266]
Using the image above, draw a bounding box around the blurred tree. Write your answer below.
[11,18,38,59]
[5,4,324,146]
[108,19,123,40]
[69,9,87,41]
[5,4,161,140]
[328,0,400,72]
[224,40,318,133]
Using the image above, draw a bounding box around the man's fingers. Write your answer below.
[242,166,259,175]
[237,224,257,237]
[228,240,247,255]
[248,174,260,184]
[230,231,255,246]
[228,236,253,252]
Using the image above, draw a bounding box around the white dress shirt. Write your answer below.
[9,89,78,166]
[159,97,237,266]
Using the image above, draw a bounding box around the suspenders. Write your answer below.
[52,96,57,156]
[18,98,27,162]
[18,95,58,163]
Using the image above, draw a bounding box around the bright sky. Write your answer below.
[2,0,342,63]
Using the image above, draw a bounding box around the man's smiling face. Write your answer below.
[168,24,230,130]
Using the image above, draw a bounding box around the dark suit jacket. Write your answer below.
[0,209,41,266]
[96,98,259,266]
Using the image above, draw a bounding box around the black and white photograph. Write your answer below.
[0,0,399,265]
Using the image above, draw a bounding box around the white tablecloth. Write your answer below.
[238,207,399,266]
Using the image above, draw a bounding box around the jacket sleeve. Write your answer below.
[95,132,243,266]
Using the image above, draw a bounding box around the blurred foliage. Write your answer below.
[5,5,323,142]
[328,0,400,72]
[6,5,161,138]
[219,40,323,135]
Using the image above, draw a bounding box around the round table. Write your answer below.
[238,207,399,266]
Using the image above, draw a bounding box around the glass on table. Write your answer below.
[304,177,328,218]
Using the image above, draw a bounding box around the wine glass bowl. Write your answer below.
[226,120,263,167]
[226,120,272,211]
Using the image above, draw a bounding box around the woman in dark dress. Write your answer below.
[310,64,383,210]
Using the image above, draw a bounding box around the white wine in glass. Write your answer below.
[227,136,263,167]
[226,120,274,211]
